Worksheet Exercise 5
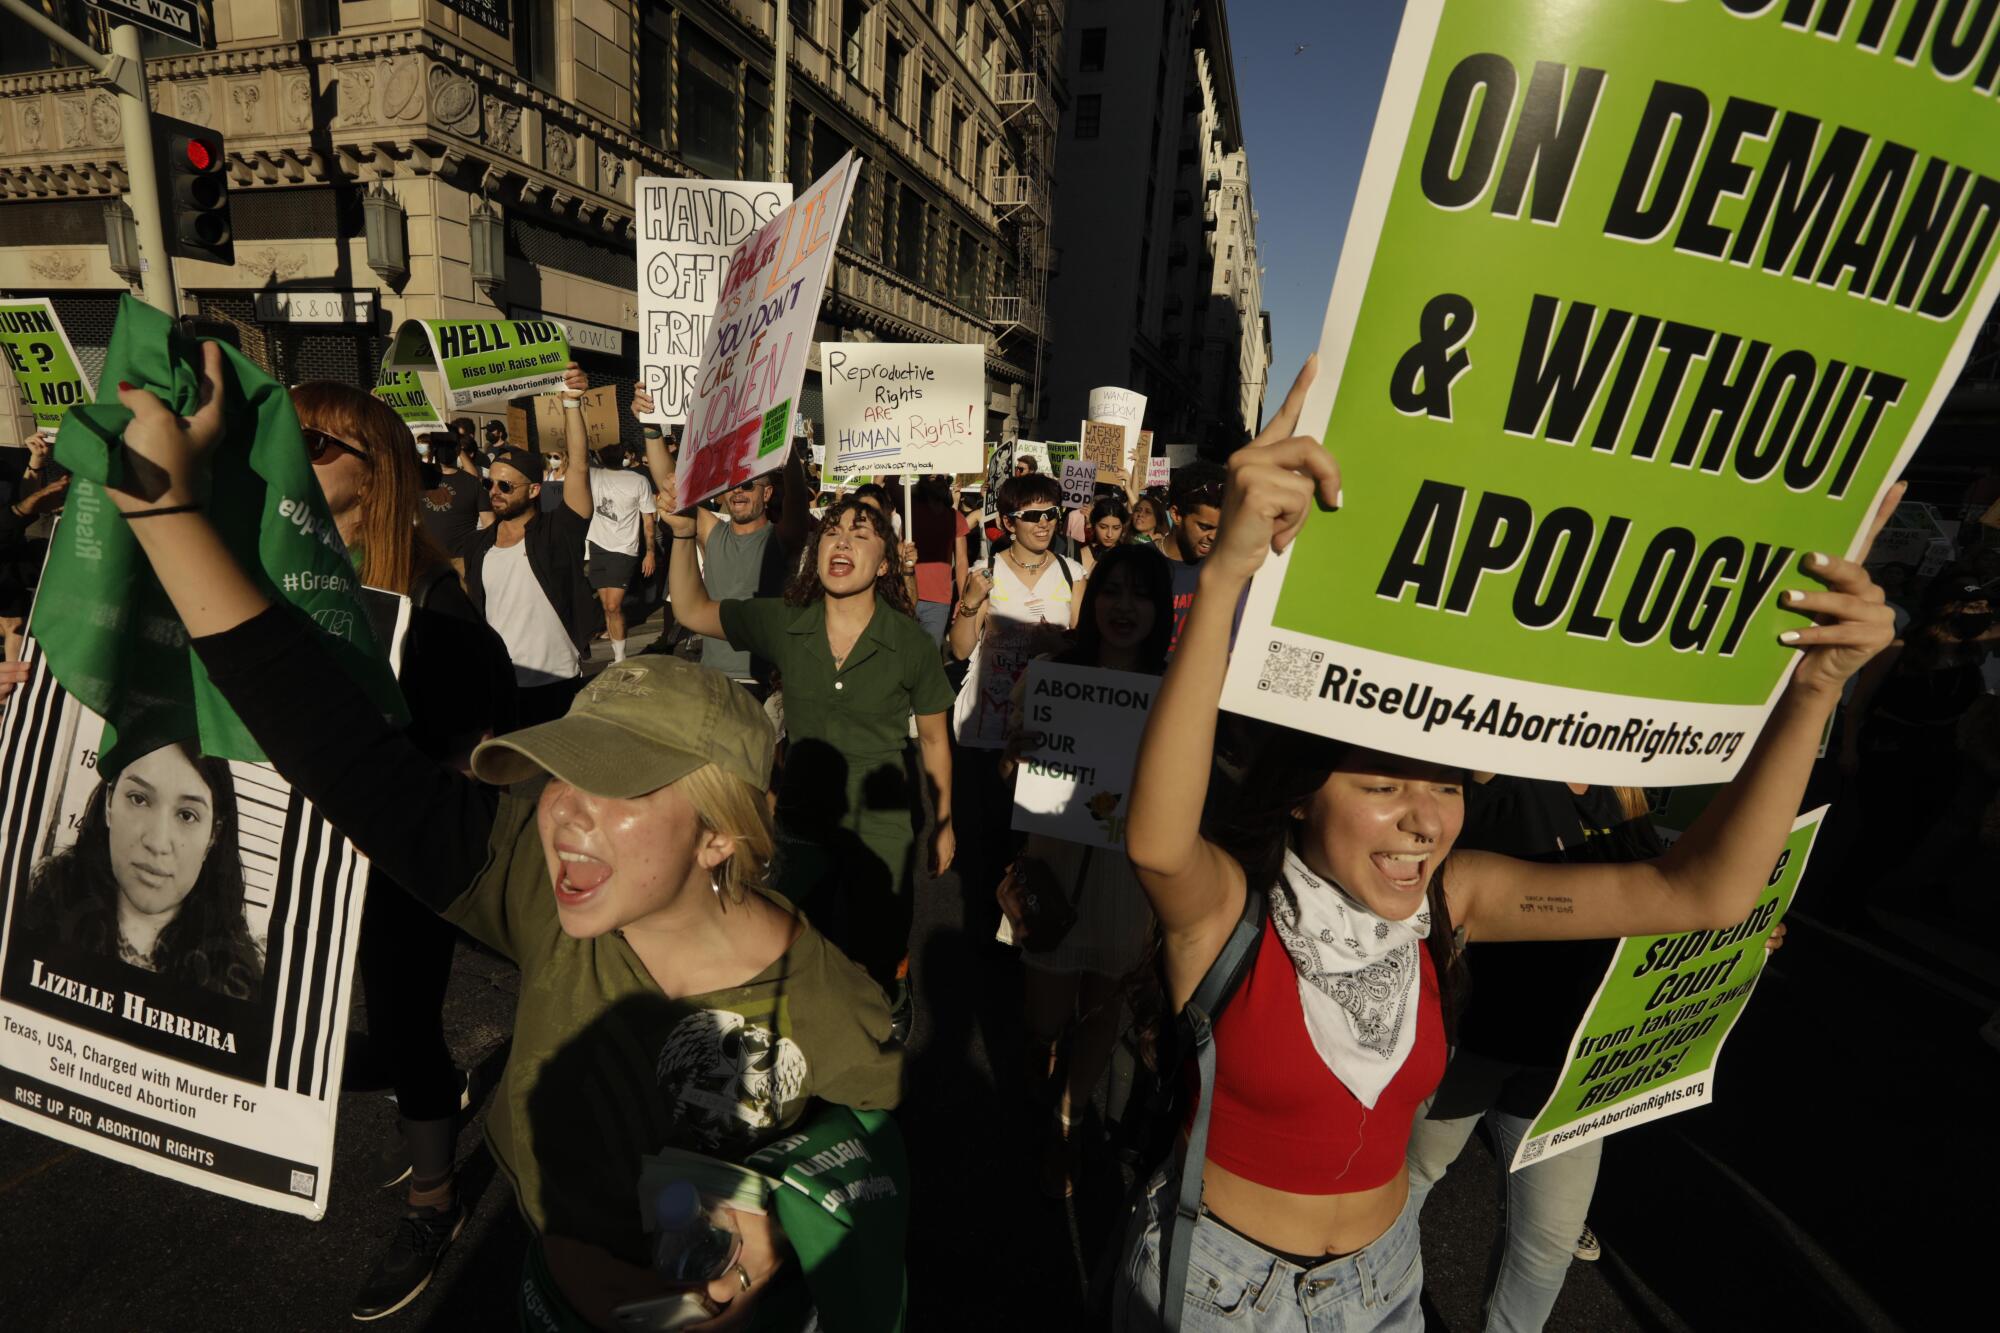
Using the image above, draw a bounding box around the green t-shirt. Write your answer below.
[443,784,904,1262]
[719,596,955,793]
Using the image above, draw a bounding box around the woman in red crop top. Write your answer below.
[1111,359,1902,1332]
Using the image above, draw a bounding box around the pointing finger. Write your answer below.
[1252,355,1317,449]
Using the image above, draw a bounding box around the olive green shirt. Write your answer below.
[719,597,955,801]
[442,783,903,1263]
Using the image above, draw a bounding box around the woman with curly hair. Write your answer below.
[667,495,955,994]
[27,740,261,1000]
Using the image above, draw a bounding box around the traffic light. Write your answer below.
[152,113,233,265]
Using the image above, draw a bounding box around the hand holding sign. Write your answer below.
[1780,482,1905,701]
[1211,356,1341,583]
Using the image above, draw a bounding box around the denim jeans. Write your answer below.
[1405,1106,1602,1333]
[1114,1165,1424,1331]
[916,598,951,644]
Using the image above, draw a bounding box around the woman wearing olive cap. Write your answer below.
[95,344,899,1331]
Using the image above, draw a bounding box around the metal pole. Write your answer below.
[109,24,176,313]
[773,0,789,183]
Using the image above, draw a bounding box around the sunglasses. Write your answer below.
[302,427,368,466]
[486,478,522,494]
[1010,507,1061,524]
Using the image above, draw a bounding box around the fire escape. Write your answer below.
[993,0,1060,426]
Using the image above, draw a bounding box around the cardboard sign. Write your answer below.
[823,342,985,476]
[1511,808,1823,1169]
[1081,421,1127,484]
[1222,0,2000,785]
[1060,461,1096,509]
[0,609,409,1218]
[636,178,794,426]
[0,299,91,434]
[674,154,862,509]
[507,403,530,448]
[386,319,570,411]
[1011,661,1158,850]
[530,385,623,453]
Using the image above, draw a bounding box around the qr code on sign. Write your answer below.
[289,1169,317,1197]
[1518,1137,1545,1164]
[1256,642,1324,701]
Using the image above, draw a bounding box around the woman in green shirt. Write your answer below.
[667,496,957,991]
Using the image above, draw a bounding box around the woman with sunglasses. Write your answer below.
[291,378,528,1318]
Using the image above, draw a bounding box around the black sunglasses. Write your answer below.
[1010,507,1061,524]
[302,427,368,466]
[486,478,522,494]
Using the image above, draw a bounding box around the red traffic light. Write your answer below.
[184,138,214,171]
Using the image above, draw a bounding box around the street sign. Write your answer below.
[87,0,208,49]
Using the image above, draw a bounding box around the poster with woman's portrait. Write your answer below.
[0,604,403,1218]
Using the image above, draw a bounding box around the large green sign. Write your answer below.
[387,318,569,410]
[1511,806,1823,1169]
[0,299,91,433]
[1225,0,2000,785]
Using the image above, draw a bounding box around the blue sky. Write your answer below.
[1231,3,1403,428]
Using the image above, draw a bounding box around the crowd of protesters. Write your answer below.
[0,331,1987,1333]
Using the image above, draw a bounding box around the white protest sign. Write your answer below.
[1061,461,1096,509]
[1013,440,1052,475]
[0,605,408,1219]
[1011,661,1158,850]
[823,342,985,476]
[1147,456,1171,488]
[636,178,793,425]
[675,154,861,509]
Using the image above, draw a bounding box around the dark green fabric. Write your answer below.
[31,294,403,770]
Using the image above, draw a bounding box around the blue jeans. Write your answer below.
[1114,1165,1424,1331]
[1405,1105,1602,1333]
[916,598,951,644]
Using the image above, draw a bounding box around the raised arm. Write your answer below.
[558,363,592,521]
[776,442,810,554]
[633,384,720,544]
[663,505,724,638]
[1127,361,1335,1000]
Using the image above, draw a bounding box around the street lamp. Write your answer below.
[469,195,505,301]
[363,183,408,286]
[103,199,141,286]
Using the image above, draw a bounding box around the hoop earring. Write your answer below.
[710,866,727,901]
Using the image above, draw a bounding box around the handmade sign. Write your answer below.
[530,385,622,452]
[1511,808,1823,1169]
[1012,440,1051,474]
[1081,421,1127,485]
[386,319,570,410]
[0,299,91,433]
[1147,455,1171,488]
[674,154,862,509]
[636,178,794,425]
[1222,0,2000,785]
[1061,461,1096,510]
[1011,661,1157,850]
[0,605,407,1218]
[823,342,984,476]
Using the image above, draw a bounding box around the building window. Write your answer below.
[1074,94,1101,139]
[895,184,925,282]
[793,0,817,43]
[514,1,559,94]
[954,229,979,305]
[884,39,906,121]
[639,6,672,149]
[950,108,968,177]
[789,106,813,194]
[920,74,939,150]
[678,25,741,178]
[300,0,339,38]
[841,1,866,82]
[0,0,86,73]
[1080,28,1106,73]
[746,71,774,181]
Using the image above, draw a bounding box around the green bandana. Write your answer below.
[31,294,404,771]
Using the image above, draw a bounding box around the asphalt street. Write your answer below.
[3,609,1990,1331]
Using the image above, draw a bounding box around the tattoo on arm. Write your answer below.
[1517,895,1576,915]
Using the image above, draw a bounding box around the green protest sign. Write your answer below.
[1510,806,1824,1170]
[32,295,404,770]
[372,361,442,428]
[1224,0,2000,786]
[0,298,92,433]
[387,318,569,410]
[1045,441,1079,466]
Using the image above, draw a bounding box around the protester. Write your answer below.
[996,544,1173,1199]
[665,494,955,1002]
[90,342,907,1330]
[1111,363,1900,1331]
[909,475,970,645]
[949,471,1087,751]
[583,443,658,664]
[1160,461,1225,650]
[632,385,808,694]
[415,428,492,562]
[482,419,508,452]
[3,431,66,662]
[1130,494,1171,547]
[538,449,567,513]
[460,367,596,727]
[1081,495,1131,574]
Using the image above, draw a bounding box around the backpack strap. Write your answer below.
[1159,883,1266,1333]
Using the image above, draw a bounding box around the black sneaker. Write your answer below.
[371,1072,474,1191]
[351,1202,465,1321]
[888,979,914,1045]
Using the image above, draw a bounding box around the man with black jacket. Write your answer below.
[461,366,597,725]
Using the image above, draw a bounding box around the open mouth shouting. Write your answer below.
[553,843,612,909]
[1370,850,1430,894]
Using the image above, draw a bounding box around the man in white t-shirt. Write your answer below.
[585,444,657,663]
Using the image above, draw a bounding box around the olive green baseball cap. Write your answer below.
[471,657,774,797]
